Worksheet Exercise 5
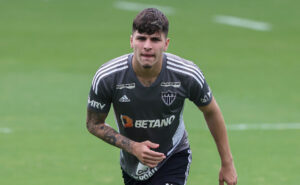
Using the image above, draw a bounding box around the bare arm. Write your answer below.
[198,97,237,185]
[86,108,165,168]
[86,108,134,153]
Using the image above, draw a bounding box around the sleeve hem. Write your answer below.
[193,97,213,107]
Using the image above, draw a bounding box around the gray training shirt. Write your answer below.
[87,53,212,181]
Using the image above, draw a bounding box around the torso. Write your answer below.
[88,52,212,181]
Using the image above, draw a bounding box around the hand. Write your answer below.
[132,140,166,168]
[219,162,237,185]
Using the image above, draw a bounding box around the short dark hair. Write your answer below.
[132,8,169,37]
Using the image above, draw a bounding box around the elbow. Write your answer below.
[86,121,95,134]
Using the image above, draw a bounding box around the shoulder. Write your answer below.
[91,53,131,93]
[101,53,130,69]
[94,53,131,76]
[94,53,131,78]
[165,53,195,66]
[165,53,205,88]
[165,53,202,72]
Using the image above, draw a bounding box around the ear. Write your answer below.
[130,35,133,48]
[163,38,170,51]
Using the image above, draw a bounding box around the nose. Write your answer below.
[143,39,152,51]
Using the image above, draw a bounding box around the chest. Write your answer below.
[112,82,187,116]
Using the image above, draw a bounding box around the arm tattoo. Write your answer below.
[99,124,118,146]
[87,109,133,153]
[121,137,132,153]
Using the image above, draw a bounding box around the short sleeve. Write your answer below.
[188,69,213,107]
[87,74,112,113]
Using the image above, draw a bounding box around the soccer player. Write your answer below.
[86,8,237,185]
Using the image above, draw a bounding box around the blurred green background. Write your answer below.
[1,0,299,184]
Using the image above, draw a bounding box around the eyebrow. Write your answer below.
[136,35,162,40]
[150,37,162,41]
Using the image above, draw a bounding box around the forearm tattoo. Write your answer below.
[121,137,132,153]
[99,124,118,146]
[87,109,133,153]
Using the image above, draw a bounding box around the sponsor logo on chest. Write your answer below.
[160,82,181,88]
[116,83,135,89]
[120,115,176,129]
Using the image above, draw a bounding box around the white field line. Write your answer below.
[214,15,271,31]
[227,123,300,130]
[114,1,175,15]
[0,128,12,134]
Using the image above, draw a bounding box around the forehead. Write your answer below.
[133,31,166,38]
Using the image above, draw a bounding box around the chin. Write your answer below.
[142,65,152,69]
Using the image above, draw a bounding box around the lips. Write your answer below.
[141,54,155,58]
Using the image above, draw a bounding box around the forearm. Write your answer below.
[87,122,166,168]
[87,122,135,154]
[86,109,136,154]
[86,110,169,168]
[202,101,233,165]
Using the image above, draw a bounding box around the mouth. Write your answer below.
[141,54,155,58]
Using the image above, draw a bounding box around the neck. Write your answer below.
[132,57,163,79]
[132,56,163,87]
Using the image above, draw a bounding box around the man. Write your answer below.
[86,8,237,185]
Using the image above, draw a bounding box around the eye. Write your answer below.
[137,36,146,41]
[151,37,161,42]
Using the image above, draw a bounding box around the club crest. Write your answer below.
[161,91,176,106]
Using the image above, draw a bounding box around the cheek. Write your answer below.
[133,46,140,55]
[133,43,142,50]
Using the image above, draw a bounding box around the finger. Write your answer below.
[143,154,165,160]
[144,140,160,149]
[225,180,235,185]
[142,155,166,167]
[227,177,238,185]
[140,158,160,168]
[145,150,165,158]
[219,179,224,185]
[142,156,165,165]
[143,155,165,163]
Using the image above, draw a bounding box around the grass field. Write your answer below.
[1,0,299,184]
